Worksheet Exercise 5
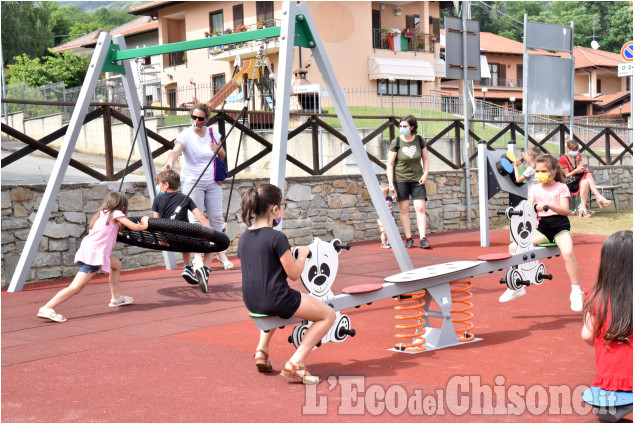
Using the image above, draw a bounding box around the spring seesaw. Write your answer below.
[250,201,560,353]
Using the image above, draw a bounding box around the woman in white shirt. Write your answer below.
[163,104,235,275]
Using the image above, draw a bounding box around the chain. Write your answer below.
[245,39,270,102]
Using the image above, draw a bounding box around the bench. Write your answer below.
[588,185,621,213]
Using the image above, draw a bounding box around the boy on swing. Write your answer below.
[153,169,214,293]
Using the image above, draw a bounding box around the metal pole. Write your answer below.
[523,14,529,150]
[462,1,472,223]
[1,42,8,131]
[569,21,575,139]
[477,140,489,246]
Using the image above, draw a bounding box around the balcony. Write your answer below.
[372,29,435,54]
[479,78,523,88]
[207,21,281,62]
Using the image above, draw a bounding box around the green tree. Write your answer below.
[1,1,55,63]
[6,51,90,88]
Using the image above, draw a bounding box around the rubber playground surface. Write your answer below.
[2,228,630,423]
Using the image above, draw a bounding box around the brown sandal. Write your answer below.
[280,361,320,385]
[254,349,273,373]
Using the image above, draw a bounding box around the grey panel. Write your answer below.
[526,22,572,53]
[444,16,481,80]
[526,55,572,116]
[486,150,528,199]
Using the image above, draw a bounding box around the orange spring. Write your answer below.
[393,290,427,352]
[449,279,474,342]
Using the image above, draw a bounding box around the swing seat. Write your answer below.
[117,218,230,253]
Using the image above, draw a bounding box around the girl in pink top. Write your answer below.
[582,230,633,393]
[37,192,149,322]
[500,154,584,312]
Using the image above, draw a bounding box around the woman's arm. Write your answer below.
[212,143,226,161]
[279,245,309,281]
[581,311,596,346]
[117,216,149,232]
[387,151,397,197]
[163,141,185,170]
[420,147,429,185]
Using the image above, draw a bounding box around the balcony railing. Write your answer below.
[372,29,435,54]
[479,78,523,88]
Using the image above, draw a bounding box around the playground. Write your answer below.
[2,227,627,423]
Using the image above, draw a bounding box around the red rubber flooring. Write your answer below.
[2,229,630,422]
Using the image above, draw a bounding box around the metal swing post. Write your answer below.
[114,35,176,270]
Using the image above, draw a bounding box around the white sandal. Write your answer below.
[221,259,234,270]
[108,295,134,307]
[37,307,67,323]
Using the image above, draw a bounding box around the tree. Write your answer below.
[6,51,90,88]
[1,2,55,63]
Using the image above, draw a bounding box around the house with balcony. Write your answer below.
[128,1,450,111]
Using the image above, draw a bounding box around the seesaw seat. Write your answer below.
[341,283,383,294]
[477,253,512,261]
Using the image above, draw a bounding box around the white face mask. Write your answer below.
[155,184,165,196]
[399,126,410,136]
[569,150,578,156]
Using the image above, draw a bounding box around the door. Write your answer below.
[372,9,381,48]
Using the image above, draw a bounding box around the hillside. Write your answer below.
[56,1,150,13]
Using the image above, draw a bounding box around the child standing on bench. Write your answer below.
[499,154,584,311]
[153,169,214,293]
[37,191,149,322]
[238,183,335,385]
[581,230,632,410]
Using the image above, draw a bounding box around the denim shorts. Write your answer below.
[77,262,99,273]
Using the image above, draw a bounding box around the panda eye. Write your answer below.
[308,265,318,282]
[517,222,524,235]
[320,263,330,276]
[525,221,532,234]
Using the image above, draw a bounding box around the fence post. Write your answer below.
[559,124,566,155]
[604,128,611,164]
[454,121,460,165]
[311,116,319,173]
[103,106,115,180]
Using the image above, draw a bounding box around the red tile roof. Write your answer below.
[441,30,558,56]
[441,88,597,102]
[603,100,630,115]
[51,17,158,51]
[558,46,622,69]
[593,91,630,107]
[51,29,104,52]
[129,1,173,13]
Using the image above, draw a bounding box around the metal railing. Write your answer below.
[371,29,436,54]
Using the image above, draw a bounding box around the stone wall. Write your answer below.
[2,167,632,287]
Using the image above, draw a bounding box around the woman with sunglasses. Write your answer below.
[163,103,234,287]
[386,115,431,249]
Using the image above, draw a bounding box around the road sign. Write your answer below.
[621,41,633,62]
[618,62,634,77]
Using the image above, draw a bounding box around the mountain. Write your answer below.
[55,1,150,14]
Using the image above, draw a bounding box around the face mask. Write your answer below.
[535,172,550,184]
[155,184,165,196]
[399,126,410,136]
[569,150,578,156]
[191,119,204,130]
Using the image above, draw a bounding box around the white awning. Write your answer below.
[434,58,446,78]
[368,57,435,81]
[480,54,491,78]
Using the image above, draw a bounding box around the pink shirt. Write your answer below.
[74,210,125,273]
[529,182,570,217]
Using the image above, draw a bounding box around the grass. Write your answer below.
[491,209,633,236]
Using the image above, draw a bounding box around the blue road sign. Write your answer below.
[621,41,633,61]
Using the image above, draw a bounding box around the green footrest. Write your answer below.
[249,312,269,318]
[537,242,557,247]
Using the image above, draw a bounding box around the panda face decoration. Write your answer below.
[298,238,342,300]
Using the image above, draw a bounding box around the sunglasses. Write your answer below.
[191,115,206,121]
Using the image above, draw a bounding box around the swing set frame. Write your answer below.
[8,1,411,292]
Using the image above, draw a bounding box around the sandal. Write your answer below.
[281,361,321,385]
[37,307,67,323]
[221,259,234,270]
[108,295,134,307]
[578,208,592,218]
[598,196,612,208]
[254,349,274,373]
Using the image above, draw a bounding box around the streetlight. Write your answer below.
[481,87,488,128]
[509,96,516,121]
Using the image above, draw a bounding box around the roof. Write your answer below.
[558,46,623,69]
[440,30,558,56]
[441,88,598,103]
[129,1,183,15]
[603,100,631,115]
[51,16,158,52]
[593,91,631,108]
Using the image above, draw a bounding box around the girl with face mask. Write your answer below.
[386,115,431,249]
[499,154,584,313]
[237,184,335,385]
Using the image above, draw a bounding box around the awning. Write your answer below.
[368,57,435,81]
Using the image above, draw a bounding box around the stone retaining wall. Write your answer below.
[2,166,632,287]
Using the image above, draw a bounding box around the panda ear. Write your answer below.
[332,239,342,253]
[292,247,299,260]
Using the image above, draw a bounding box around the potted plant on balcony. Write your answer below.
[402,28,414,38]
[387,28,401,51]
[204,31,210,37]
[212,29,221,37]
[379,28,389,43]
[224,28,235,49]
[236,24,247,33]
[257,19,265,29]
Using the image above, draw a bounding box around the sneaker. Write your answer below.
[196,266,211,293]
[182,265,198,285]
[419,238,431,249]
[221,259,234,270]
[405,238,414,248]
[381,243,391,249]
[570,291,584,312]
[499,287,526,303]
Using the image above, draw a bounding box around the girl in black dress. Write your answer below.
[238,184,335,385]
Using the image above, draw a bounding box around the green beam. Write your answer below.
[112,26,282,61]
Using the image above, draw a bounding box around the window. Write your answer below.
[212,73,226,95]
[627,77,630,91]
[209,10,223,32]
[596,79,601,94]
[256,1,274,25]
[489,63,499,86]
[167,87,177,112]
[377,79,421,96]
[233,4,244,28]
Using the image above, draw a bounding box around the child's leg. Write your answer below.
[380,231,387,244]
[554,232,579,286]
[531,231,548,246]
[108,257,123,300]
[256,328,276,355]
[202,252,214,267]
[508,242,517,254]
[43,272,95,310]
[182,251,191,265]
[288,294,335,368]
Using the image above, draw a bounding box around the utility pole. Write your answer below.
[461,1,472,223]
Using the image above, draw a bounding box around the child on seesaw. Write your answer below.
[37,191,149,323]
[153,169,214,293]
[513,146,541,192]
[581,230,632,400]
[500,154,584,311]
[238,183,335,385]
[378,184,395,249]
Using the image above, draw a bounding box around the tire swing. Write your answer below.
[114,116,230,253]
